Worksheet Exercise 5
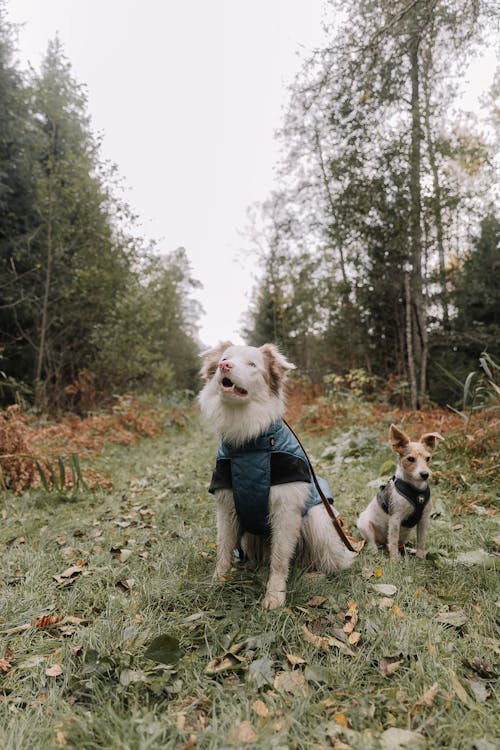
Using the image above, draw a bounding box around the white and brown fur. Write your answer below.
[357,424,443,559]
[199,342,355,610]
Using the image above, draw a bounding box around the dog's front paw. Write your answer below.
[262,590,286,610]
[213,568,231,581]
[415,549,426,560]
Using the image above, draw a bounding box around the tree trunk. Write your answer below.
[34,178,53,410]
[408,33,428,407]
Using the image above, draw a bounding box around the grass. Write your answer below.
[0,403,498,749]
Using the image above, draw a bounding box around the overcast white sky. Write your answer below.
[6,0,497,347]
[7,0,331,346]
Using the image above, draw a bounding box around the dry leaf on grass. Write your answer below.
[45,663,64,678]
[0,657,14,673]
[306,595,327,607]
[251,699,269,718]
[413,683,440,708]
[343,600,358,634]
[379,655,405,677]
[274,669,308,696]
[236,720,257,743]
[286,652,306,666]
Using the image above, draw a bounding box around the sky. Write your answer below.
[6,0,331,346]
[5,1,498,347]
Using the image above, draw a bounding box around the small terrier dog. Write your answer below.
[198,342,356,609]
[356,424,443,559]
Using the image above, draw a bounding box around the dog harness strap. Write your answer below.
[208,420,334,536]
[377,477,431,528]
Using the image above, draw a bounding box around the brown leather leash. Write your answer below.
[283,419,363,554]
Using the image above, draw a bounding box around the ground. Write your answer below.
[0,394,498,749]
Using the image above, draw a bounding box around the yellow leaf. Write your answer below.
[334,712,349,727]
[348,631,361,646]
[374,566,383,577]
[392,604,403,616]
[251,699,269,718]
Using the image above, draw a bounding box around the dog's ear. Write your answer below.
[260,343,295,396]
[389,424,410,454]
[199,341,233,381]
[420,432,444,451]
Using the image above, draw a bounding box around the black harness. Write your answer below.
[376,476,431,528]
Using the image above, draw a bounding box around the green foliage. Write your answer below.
[35,452,88,496]
[0,12,202,411]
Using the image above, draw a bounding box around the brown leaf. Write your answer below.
[45,663,64,678]
[301,624,330,651]
[251,699,269,718]
[379,655,404,677]
[0,657,14,673]
[237,720,257,743]
[274,670,308,696]
[414,682,439,708]
[35,614,64,628]
[306,595,327,607]
[286,652,306,667]
[343,600,358,633]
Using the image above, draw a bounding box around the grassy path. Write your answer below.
[0,413,498,749]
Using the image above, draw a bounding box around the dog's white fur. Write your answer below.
[199,342,355,609]
[356,424,443,559]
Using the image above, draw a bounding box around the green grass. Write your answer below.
[0,414,498,749]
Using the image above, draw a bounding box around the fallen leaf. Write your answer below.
[237,720,257,743]
[0,657,14,672]
[466,679,490,702]
[45,663,64,678]
[286,652,306,667]
[274,669,308,696]
[449,669,477,709]
[392,605,403,616]
[301,624,330,651]
[307,595,327,607]
[374,566,383,577]
[35,614,64,628]
[437,609,467,628]
[379,655,404,677]
[343,600,358,633]
[115,578,135,593]
[414,682,439,708]
[251,699,269,717]
[206,654,245,676]
[371,583,397,596]
[247,657,274,687]
[455,549,497,567]
[304,664,333,684]
[52,563,85,585]
[144,634,182,666]
[334,712,349,727]
[348,631,361,646]
[380,727,425,749]
[377,597,394,609]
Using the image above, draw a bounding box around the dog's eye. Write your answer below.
[248,361,256,368]
[426,456,431,462]
[407,456,416,463]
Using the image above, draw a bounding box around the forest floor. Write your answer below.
[0,392,498,749]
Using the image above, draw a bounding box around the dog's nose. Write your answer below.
[219,360,233,372]
[420,471,429,480]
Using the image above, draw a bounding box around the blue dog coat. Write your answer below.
[208,419,334,536]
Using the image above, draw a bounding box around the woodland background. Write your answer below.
[1,0,499,415]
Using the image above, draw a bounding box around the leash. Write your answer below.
[283,420,362,554]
